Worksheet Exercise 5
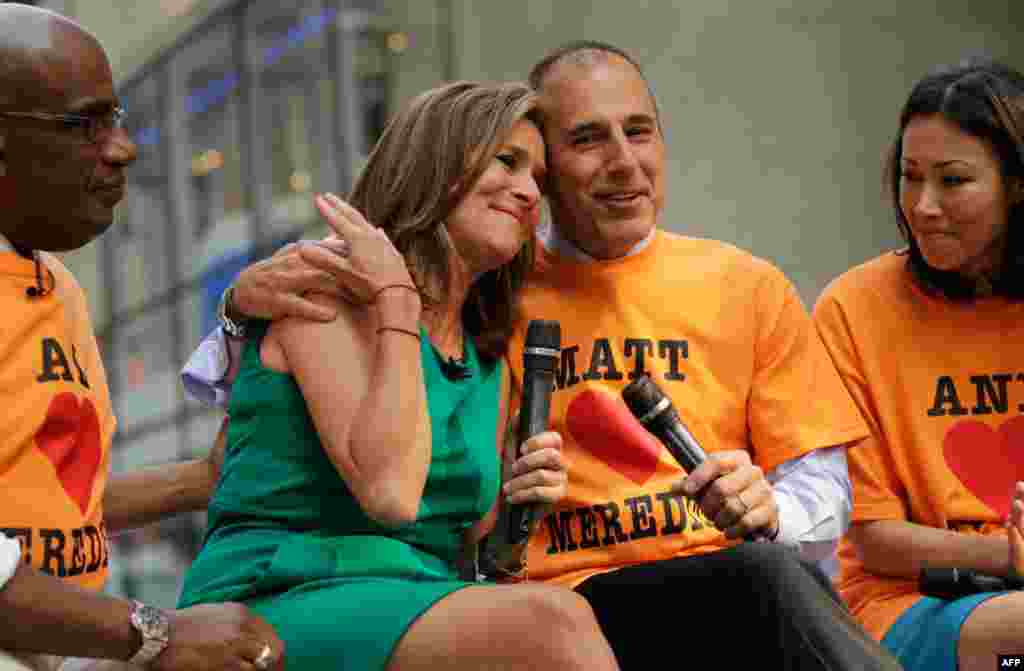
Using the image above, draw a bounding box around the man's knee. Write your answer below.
[721,542,834,599]
[726,541,796,574]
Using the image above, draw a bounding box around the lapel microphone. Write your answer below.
[440,355,472,380]
[24,250,51,298]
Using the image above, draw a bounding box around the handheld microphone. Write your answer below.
[622,374,769,541]
[621,374,707,472]
[506,319,560,547]
[920,567,1024,600]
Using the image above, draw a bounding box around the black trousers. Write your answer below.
[574,543,902,671]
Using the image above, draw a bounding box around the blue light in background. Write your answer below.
[131,7,338,152]
[263,7,338,67]
[185,72,241,116]
[134,125,161,147]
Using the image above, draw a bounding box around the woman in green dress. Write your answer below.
[177,81,619,671]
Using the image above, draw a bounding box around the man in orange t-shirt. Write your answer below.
[0,6,281,671]
[498,42,898,671]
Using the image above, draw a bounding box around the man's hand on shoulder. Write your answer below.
[231,237,350,323]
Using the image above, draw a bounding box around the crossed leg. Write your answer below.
[387,583,619,671]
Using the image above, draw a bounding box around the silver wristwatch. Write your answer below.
[217,285,248,338]
[128,600,170,667]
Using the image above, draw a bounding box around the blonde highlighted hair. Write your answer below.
[349,80,540,362]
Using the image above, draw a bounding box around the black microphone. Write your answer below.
[621,374,707,472]
[439,355,472,380]
[506,319,560,547]
[622,374,769,541]
[25,250,51,298]
[920,567,1024,600]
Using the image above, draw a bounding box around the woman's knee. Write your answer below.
[510,586,608,659]
[519,585,600,635]
[958,592,1024,671]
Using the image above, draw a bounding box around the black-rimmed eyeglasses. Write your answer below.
[0,106,126,144]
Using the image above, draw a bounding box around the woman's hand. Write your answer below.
[502,421,569,519]
[312,193,418,307]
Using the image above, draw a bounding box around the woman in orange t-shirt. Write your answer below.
[814,59,1024,671]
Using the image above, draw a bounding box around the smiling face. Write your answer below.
[899,114,1016,279]
[446,118,546,276]
[0,17,137,252]
[538,54,665,260]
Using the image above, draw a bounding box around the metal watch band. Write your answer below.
[128,600,170,667]
[218,285,248,338]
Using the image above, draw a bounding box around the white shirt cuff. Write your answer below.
[772,488,812,549]
[181,328,233,409]
[0,533,22,589]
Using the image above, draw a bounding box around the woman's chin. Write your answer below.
[478,241,527,275]
[918,245,964,274]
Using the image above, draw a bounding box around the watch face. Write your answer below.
[133,603,169,638]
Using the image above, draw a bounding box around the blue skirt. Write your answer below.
[882,592,1007,671]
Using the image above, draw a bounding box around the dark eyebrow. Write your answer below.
[566,120,605,139]
[624,114,657,127]
[566,114,657,139]
[901,157,972,168]
[501,144,530,157]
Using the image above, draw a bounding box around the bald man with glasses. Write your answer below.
[0,6,283,671]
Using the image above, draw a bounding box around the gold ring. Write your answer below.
[254,644,273,671]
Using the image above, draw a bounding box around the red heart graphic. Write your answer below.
[35,392,102,515]
[943,416,1024,518]
[566,388,663,485]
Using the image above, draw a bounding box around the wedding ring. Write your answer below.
[254,644,273,671]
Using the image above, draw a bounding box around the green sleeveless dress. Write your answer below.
[178,322,501,670]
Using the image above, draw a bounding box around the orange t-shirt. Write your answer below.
[508,230,868,588]
[814,251,1023,640]
[0,251,115,591]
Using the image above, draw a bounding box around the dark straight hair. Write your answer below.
[887,59,1024,300]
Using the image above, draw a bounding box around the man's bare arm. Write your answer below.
[102,420,226,533]
[0,562,284,670]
